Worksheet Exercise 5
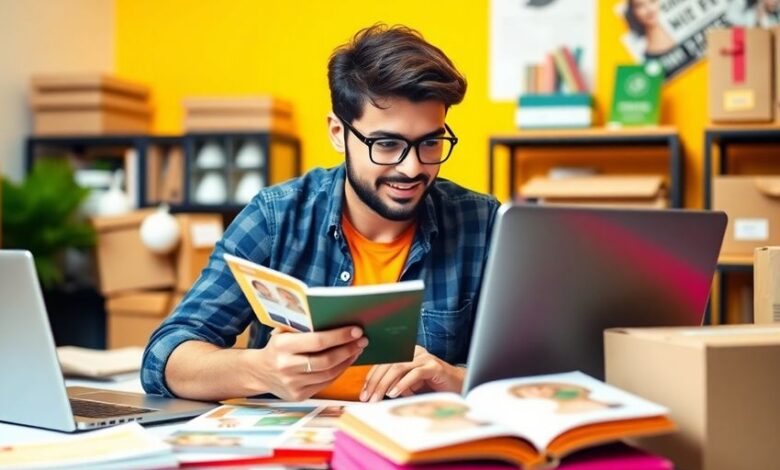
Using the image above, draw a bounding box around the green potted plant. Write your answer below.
[2,159,104,347]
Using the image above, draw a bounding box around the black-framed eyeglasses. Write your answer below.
[337,115,458,166]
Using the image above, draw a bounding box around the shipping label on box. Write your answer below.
[712,176,780,256]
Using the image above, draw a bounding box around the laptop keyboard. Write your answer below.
[69,398,155,418]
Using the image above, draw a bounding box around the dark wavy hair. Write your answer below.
[327,24,467,124]
[624,0,647,36]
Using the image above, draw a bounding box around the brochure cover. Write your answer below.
[608,62,663,127]
[224,254,423,365]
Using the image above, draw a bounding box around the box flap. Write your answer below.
[106,291,172,316]
[31,74,149,99]
[754,178,780,198]
[91,209,156,232]
[605,325,780,347]
[521,176,665,199]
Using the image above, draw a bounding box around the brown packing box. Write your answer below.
[182,96,293,116]
[91,209,176,295]
[711,176,780,256]
[754,246,780,324]
[605,325,780,470]
[519,175,667,208]
[774,27,780,122]
[106,291,171,349]
[34,109,151,136]
[31,74,152,135]
[174,213,224,292]
[31,74,150,99]
[183,96,296,134]
[708,28,773,123]
[183,114,296,135]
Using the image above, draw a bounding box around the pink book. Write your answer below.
[331,431,672,470]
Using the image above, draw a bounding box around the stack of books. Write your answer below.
[183,96,296,135]
[517,46,592,129]
[30,74,152,135]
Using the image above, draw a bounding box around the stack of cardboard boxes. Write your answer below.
[92,209,231,348]
[708,28,780,259]
[30,74,152,135]
[182,96,296,135]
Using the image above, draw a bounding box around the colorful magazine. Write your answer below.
[338,371,675,469]
[224,253,423,365]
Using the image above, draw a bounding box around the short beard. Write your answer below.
[344,147,431,222]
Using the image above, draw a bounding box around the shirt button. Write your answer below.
[340,271,351,282]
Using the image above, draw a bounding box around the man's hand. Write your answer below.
[360,346,465,402]
[252,326,368,401]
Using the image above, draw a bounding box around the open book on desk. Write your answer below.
[338,371,675,469]
[224,253,423,365]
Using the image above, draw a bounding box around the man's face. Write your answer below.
[340,98,446,222]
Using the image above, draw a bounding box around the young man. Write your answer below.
[141,24,499,403]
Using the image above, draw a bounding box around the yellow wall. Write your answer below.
[116,0,710,207]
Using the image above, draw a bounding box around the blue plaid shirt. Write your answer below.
[141,164,499,396]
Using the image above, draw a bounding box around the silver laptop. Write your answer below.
[0,250,216,432]
[463,204,727,392]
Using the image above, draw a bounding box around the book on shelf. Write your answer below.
[0,423,176,469]
[608,63,663,127]
[516,93,592,129]
[224,253,423,365]
[337,371,675,469]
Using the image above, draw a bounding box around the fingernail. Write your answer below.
[370,394,381,403]
[358,338,369,348]
[351,327,362,338]
[387,387,399,398]
[359,390,368,402]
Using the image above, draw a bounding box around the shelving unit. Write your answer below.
[703,126,780,324]
[25,132,302,217]
[488,126,683,208]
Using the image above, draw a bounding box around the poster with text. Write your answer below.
[618,0,780,81]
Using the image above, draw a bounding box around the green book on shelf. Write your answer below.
[224,254,422,365]
[609,62,663,127]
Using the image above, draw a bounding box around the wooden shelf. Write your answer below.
[488,126,683,208]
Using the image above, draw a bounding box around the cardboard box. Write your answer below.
[92,209,176,295]
[106,291,171,348]
[708,28,773,122]
[182,96,296,134]
[773,26,780,122]
[519,175,667,208]
[754,246,780,324]
[30,74,152,135]
[605,325,780,470]
[174,213,223,292]
[712,176,780,256]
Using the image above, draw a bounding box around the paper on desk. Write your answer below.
[0,422,176,469]
[56,346,144,379]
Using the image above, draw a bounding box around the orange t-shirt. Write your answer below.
[313,215,416,401]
